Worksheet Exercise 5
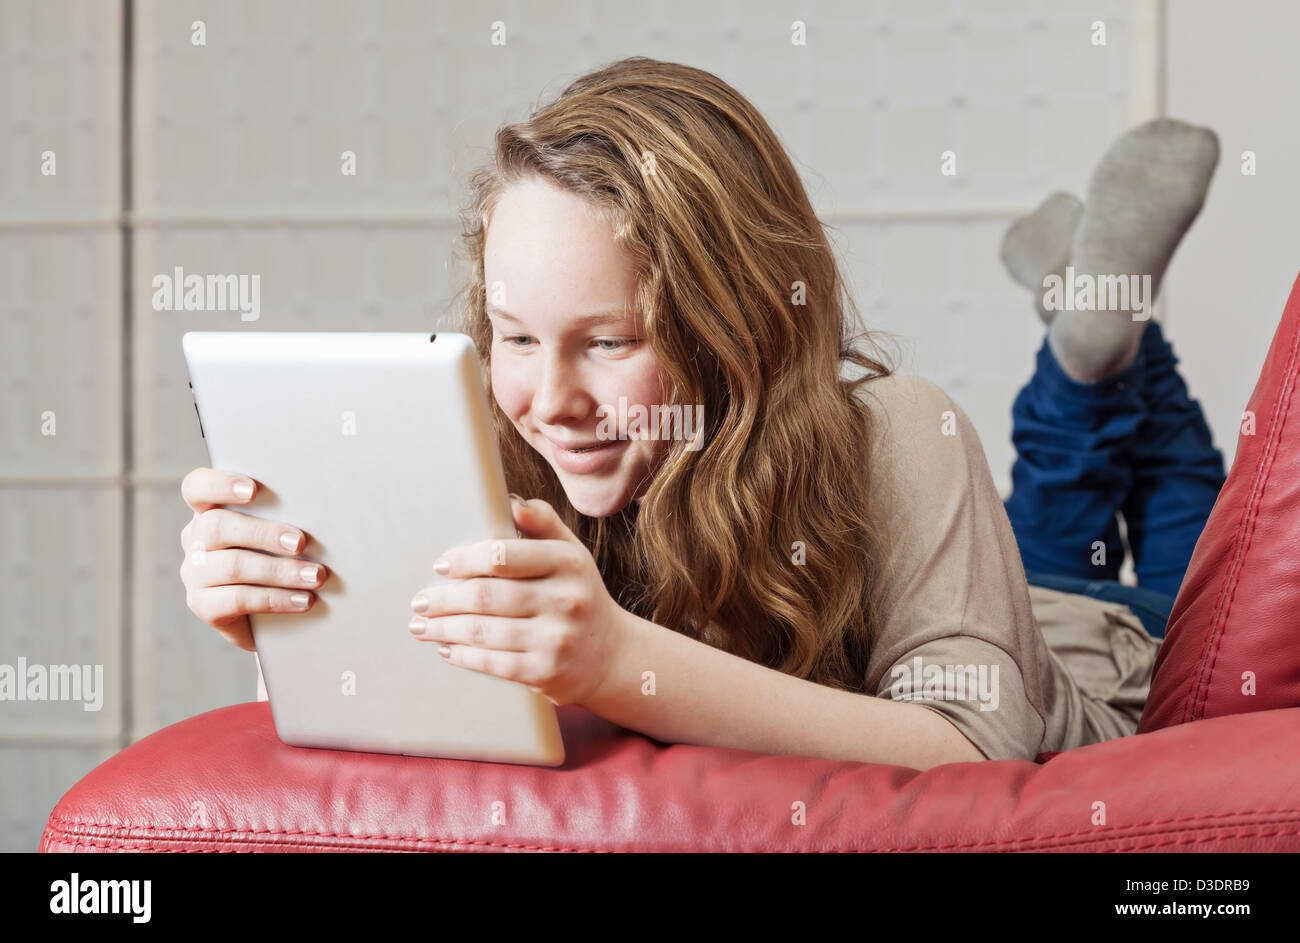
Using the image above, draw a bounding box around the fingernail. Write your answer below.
[233,481,253,500]
[410,594,428,613]
[289,592,310,609]
[280,532,302,552]
[299,565,319,584]
[438,646,451,658]
[408,616,426,635]
[507,492,524,505]
[433,558,450,575]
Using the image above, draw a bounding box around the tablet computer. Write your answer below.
[182,331,565,767]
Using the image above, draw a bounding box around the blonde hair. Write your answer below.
[453,56,897,692]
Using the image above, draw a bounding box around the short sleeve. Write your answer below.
[857,374,1052,762]
[874,636,1040,762]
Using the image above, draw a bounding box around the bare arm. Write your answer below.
[583,611,988,770]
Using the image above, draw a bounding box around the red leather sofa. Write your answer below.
[40,275,1300,853]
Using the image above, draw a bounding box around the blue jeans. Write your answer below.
[1003,321,1227,640]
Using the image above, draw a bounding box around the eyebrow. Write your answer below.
[485,305,635,331]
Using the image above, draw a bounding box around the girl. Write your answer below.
[179,58,1225,770]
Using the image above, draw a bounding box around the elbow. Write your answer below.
[946,736,990,765]
[916,739,988,770]
[913,707,991,768]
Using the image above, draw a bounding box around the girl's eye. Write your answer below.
[498,335,636,353]
[594,338,636,352]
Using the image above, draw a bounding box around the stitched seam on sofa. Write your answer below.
[57,834,597,852]
[59,838,429,853]
[995,815,1300,851]
[43,820,595,852]
[55,823,1300,854]
[1173,485,1251,727]
[1188,305,1300,724]
[46,813,600,843]
[1072,827,1300,853]
[46,807,1300,847]
[57,834,595,853]
[64,839,230,853]
[55,832,590,853]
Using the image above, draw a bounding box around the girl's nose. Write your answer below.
[532,353,588,424]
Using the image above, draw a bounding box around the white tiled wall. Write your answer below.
[1,0,125,853]
[1164,0,1300,473]
[2,0,1165,851]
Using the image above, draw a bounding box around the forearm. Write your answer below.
[584,612,987,770]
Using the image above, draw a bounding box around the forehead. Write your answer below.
[483,178,638,318]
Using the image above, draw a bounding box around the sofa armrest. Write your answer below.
[1142,271,1300,732]
[41,701,1300,852]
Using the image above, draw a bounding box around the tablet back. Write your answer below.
[182,331,564,766]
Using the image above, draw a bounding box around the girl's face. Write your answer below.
[484,176,672,518]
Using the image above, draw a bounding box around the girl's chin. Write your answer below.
[561,481,635,518]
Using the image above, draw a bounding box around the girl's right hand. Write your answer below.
[178,467,328,652]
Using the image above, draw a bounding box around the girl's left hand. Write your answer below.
[408,495,628,707]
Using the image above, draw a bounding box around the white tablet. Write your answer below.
[182,331,565,767]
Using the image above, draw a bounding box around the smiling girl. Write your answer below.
[180,57,1224,771]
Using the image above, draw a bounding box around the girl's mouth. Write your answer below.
[551,436,627,472]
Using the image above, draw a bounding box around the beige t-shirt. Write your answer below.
[857,373,1163,762]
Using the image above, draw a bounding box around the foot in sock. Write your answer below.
[1000,191,1084,326]
[1048,117,1220,383]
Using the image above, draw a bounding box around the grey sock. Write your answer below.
[1000,191,1084,325]
[1049,117,1219,382]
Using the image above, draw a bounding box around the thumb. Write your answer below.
[509,495,580,544]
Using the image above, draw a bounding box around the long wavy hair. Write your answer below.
[453,56,898,693]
